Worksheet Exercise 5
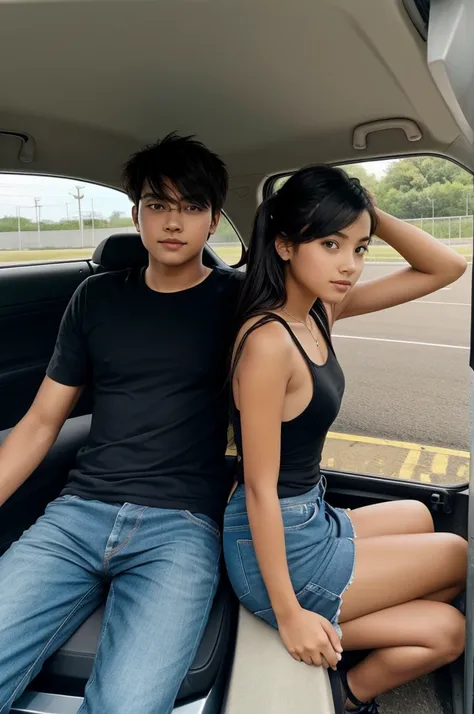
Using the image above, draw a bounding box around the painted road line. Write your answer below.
[432,453,449,475]
[326,431,469,458]
[323,433,470,485]
[229,431,470,485]
[332,335,469,350]
[399,449,420,480]
[419,473,432,484]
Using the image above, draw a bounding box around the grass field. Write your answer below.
[0,248,94,263]
[0,242,472,265]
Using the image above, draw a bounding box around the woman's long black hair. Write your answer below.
[235,165,377,330]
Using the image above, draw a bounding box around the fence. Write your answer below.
[0,226,137,251]
[0,196,239,251]
[0,210,472,252]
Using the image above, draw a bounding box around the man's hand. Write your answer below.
[0,377,83,505]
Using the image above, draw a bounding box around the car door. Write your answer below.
[267,153,472,713]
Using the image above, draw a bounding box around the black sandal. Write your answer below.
[340,670,380,713]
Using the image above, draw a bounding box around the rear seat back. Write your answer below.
[91,231,227,272]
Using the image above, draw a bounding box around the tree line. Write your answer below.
[345,157,473,219]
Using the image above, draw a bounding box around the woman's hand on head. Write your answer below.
[277,606,343,669]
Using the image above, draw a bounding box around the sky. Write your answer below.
[0,174,133,222]
[0,159,395,222]
[361,158,394,178]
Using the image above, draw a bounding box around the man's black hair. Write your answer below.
[122,132,228,217]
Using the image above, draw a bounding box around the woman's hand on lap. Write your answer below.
[277,607,343,669]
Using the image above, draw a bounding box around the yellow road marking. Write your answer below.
[420,473,432,483]
[327,431,469,459]
[432,453,449,475]
[457,464,469,480]
[399,450,420,480]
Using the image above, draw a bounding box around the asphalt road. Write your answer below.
[330,264,471,452]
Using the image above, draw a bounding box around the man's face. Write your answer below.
[133,179,220,267]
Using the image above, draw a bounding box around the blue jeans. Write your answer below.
[0,494,221,714]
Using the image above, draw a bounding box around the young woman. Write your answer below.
[223,165,467,713]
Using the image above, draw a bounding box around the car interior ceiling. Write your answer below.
[0,0,473,713]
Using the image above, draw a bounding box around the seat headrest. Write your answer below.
[92,233,148,271]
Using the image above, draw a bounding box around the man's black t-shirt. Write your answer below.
[46,267,242,522]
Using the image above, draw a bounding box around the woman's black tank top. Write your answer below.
[231,300,345,498]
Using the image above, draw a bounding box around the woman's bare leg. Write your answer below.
[347,500,434,539]
[345,503,465,604]
[335,532,466,708]
[339,600,465,708]
[339,532,466,622]
[424,586,463,603]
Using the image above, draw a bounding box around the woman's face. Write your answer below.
[279,211,372,303]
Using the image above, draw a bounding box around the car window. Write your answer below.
[0,174,243,268]
[0,174,134,265]
[269,157,472,488]
[208,215,244,267]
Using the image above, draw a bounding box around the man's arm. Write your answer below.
[0,276,91,506]
[0,377,83,506]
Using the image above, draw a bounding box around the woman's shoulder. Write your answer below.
[234,312,294,363]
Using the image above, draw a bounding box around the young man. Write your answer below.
[0,134,243,713]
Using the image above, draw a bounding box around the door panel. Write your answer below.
[0,415,91,555]
[0,261,92,430]
[324,469,468,537]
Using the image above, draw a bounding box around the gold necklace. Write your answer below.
[282,308,320,347]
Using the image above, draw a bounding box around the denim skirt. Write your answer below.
[223,478,356,637]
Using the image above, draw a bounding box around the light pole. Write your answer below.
[34,197,41,248]
[69,186,85,248]
[91,199,95,247]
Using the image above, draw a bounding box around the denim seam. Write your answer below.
[224,504,318,533]
[304,581,342,600]
[76,582,116,712]
[184,552,222,672]
[254,582,341,622]
[283,504,319,532]
[280,504,313,512]
[236,540,252,598]
[104,507,146,572]
[181,511,220,538]
[1,581,102,713]
[223,524,251,533]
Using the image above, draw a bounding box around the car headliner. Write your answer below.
[0,0,471,236]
